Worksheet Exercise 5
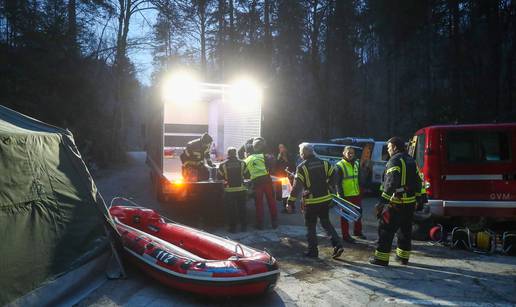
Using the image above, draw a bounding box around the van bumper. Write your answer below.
[428,199,516,218]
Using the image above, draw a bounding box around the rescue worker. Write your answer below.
[287,143,344,258]
[244,138,278,229]
[369,137,422,266]
[415,168,428,211]
[180,133,214,181]
[238,137,264,159]
[218,147,247,233]
[335,146,366,242]
[275,144,295,213]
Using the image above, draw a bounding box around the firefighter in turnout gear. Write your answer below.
[238,137,265,159]
[415,168,428,211]
[181,133,214,181]
[287,143,344,258]
[218,147,247,233]
[244,138,278,229]
[369,137,422,266]
[335,146,366,242]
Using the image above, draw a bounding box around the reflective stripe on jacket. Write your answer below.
[218,157,247,192]
[380,152,421,204]
[288,157,334,205]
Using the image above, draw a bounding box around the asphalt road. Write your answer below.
[77,152,516,307]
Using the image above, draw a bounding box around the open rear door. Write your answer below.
[360,143,373,188]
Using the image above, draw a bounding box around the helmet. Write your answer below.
[200,133,213,144]
[252,137,266,153]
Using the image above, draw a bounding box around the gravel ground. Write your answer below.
[76,152,516,307]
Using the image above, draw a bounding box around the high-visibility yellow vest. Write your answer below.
[416,169,426,197]
[244,154,269,180]
[336,159,360,197]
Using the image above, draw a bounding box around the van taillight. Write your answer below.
[164,148,174,157]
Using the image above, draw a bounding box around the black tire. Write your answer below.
[412,219,433,241]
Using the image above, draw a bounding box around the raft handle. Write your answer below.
[235,243,244,259]
[109,197,142,209]
[263,248,273,264]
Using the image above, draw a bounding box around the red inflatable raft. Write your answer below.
[109,204,280,296]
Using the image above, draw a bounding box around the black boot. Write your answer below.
[395,255,409,265]
[332,246,344,259]
[369,256,389,267]
[271,220,278,229]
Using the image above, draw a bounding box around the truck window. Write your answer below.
[381,145,389,161]
[447,131,511,163]
[414,134,425,168]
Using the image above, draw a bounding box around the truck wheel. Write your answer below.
[412,219,432,241]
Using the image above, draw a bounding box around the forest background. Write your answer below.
[1,0,515,165]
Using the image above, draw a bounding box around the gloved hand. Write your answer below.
[206,160,215,168]
[287,200,295,213]
[415,194,428,211]
[416,199,424,211]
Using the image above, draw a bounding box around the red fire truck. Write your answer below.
[409,123,516,225]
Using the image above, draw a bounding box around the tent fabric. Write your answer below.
[0,105,110,305]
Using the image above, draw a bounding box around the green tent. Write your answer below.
[0,105,112,305]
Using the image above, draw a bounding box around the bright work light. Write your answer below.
[228,78,262,106]
[162,72,201,103]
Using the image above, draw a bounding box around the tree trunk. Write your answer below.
[249,0,257,45]
[310,0,320,81]
[448,0,461,118]
[200,2,206,76]
[217,0,225,78]
[67,0,77,52]
[487,0,501,118]
[264,0,272,72]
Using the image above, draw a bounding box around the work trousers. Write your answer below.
[375,203,415,262]
[340,195,362,238]
[305,201,343,252]
[254,181,277,226]
[224,190,247,231]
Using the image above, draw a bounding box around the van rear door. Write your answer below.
[441,129,516,202]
